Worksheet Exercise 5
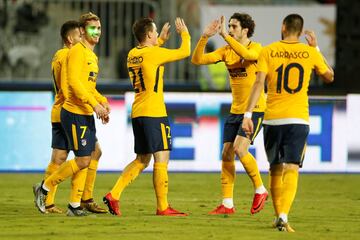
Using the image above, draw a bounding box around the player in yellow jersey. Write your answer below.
[192,13,268,215]
[242,14,334,232]
[103,17,190,217]
[33,12,110,216]
[37,20,81,214]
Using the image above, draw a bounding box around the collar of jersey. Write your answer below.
[280,40,300,44]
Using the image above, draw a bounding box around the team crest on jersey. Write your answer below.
[81,139,87,146]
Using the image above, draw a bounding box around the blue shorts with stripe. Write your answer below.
[60,108,96,157]
[51,122,69,151]
[263,124,309,167]
[132,116,172,154]
[223,112,264,144]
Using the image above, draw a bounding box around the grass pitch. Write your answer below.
[0,173,359,240]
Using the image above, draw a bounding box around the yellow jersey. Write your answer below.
[62,42,107,116]
[128,31,191,118]
[257,40,329,122]
[50,47,68,123]
[192,35,266,114]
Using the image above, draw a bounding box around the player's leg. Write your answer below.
[104,117,152,216]
[233,112,268,214]
[209,142,236,215]
[80,141,108,213]
[34,109,95,215]
[263,125,283,226]
[209,114,237,215]
[277,124,309,232]
[144,116,186,216]
[43,122,69,213]
[104,153,151,216]
[153,150,187,216]
[44,148,68,213]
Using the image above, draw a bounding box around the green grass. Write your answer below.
[0,173,360,240]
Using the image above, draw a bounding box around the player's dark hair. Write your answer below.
[60,20,80,44]
[79,12,100,28]
[283,14,304,36]
[132,17,154,43]
[230,12,255,38]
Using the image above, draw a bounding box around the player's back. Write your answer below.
[128,46,167,118]
[259,40,327,122]
[51,47,69,123]
[128,32,190,118]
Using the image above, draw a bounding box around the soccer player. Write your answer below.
[33,12,110,216]
[42,20,107,215]
[191,13,268,215]
[103,17,190,217]
[41,20,81,214]
[242,14,334,232]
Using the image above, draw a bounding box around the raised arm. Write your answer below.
[219,16,260,60]
[191,19,224,65]
[154,18,191,65]
[305,30,334,83]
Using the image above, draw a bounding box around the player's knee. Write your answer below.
[283,163,299,171]
[93,144,102,159]
[222,151,233,162]
[137,154,152,166]
[233,145,248,159]
[75,157,92,169]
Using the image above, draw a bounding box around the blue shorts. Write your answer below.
[60,108,96,157]
[51,122,69,151]
[132,117,172,154]
[223,112,264,144]
[263,124,309,167]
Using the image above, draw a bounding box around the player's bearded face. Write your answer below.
[85,20,101,44]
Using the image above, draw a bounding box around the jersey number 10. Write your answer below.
[276,63,304,94]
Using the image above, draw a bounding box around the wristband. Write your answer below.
[244,112,252,119]
[315,46,320,52]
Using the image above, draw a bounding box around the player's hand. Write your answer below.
[175,17,188,34]
[304,30,318,47]
[101,114,110,124]
[159,22,171,43]
[242,117,254,139]
[219,15,228,38]
[94,103,107,120]
[203,19,220,38]
[101,101,111,114]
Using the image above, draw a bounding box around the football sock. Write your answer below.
[281,167,299,215]
[82,159,98,201]
[222,198,234,208]
[221,161,235,199]
[269,165,283,216]
[153,162,169,211]
[240,153,263,189]
[279,213,288,223]
[44,162,60,206]
[70,167,88,205]
[43,159,80,193]
[110,159,146,200]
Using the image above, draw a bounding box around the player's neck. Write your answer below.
[239,38,250,46]
[82,39,96,51]
[139,40,154,47]
[282,33,299,42]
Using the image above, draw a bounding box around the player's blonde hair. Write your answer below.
[79,12,100,28]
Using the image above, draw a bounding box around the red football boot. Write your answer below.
[250,192,268,214]
[208,204,235,215]
[103,192,121,216]
[156,206,188,216]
